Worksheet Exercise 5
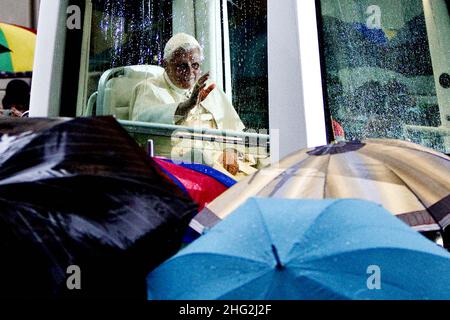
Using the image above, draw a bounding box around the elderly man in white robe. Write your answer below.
[130,33,257,177]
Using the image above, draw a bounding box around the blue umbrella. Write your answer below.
[147,198,450,300]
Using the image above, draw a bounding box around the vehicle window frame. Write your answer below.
[31,0,330,161]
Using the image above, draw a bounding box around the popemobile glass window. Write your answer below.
[319,0,450,154]
[76,0,270,180]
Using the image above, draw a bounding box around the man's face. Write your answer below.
[165,48,202,90]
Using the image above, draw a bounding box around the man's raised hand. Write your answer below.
[192,72,216,103]
[176,72,216,118]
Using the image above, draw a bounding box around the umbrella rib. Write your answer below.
[289,248,450,298]
[214,270,275,300]
[176,252,272,267]
[290,271,351,300]
[267,154,319,197]
[289,245,450,272]
[253,199,285,269]
[323,153,332,197]
[286,221,440,263]
[346,145,444,229]
[379,162,442,228]
[369,140,450,162]
[285,199,355,259]
[290,266,415,299]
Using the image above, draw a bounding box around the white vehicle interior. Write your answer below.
[84,65,165,119]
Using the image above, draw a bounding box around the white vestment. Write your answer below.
[130,72,244,131]
[129,72,257,177]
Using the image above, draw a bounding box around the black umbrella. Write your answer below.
[0,116,197,298]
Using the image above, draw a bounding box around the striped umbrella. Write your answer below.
[0,23,36,73]
[192,139,450,233]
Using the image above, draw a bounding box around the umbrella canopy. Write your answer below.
[0,116,197,298]
[148,198,450,300]
[154,157,236,211]
[0,23,36,73]
[154,157,236,243]
[193,139,450,233]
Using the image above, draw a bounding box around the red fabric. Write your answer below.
[10,24,37,34]
[332,119,345,138]
[154,158,228,211]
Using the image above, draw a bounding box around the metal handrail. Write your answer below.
[119,120,270,149]
[84,92,97,116]
[96,66,127,116]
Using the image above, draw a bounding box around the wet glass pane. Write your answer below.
[91,1,171,69]
[228,0,268,130]
[80,0,269,179]
[86,0,172,112]
[319,0,450,154]
[84,0,268,129]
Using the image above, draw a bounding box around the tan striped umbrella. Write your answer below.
[192,139,450,233]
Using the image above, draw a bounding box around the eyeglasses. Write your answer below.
[175,62,200,72]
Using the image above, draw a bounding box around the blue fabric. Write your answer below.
[156,163,189,197]
[147,198,450,300]
[354,23,388,45]
[160,158,237,188]
[156,158,235,244]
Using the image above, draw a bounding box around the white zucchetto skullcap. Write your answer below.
[163,33,203,61]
